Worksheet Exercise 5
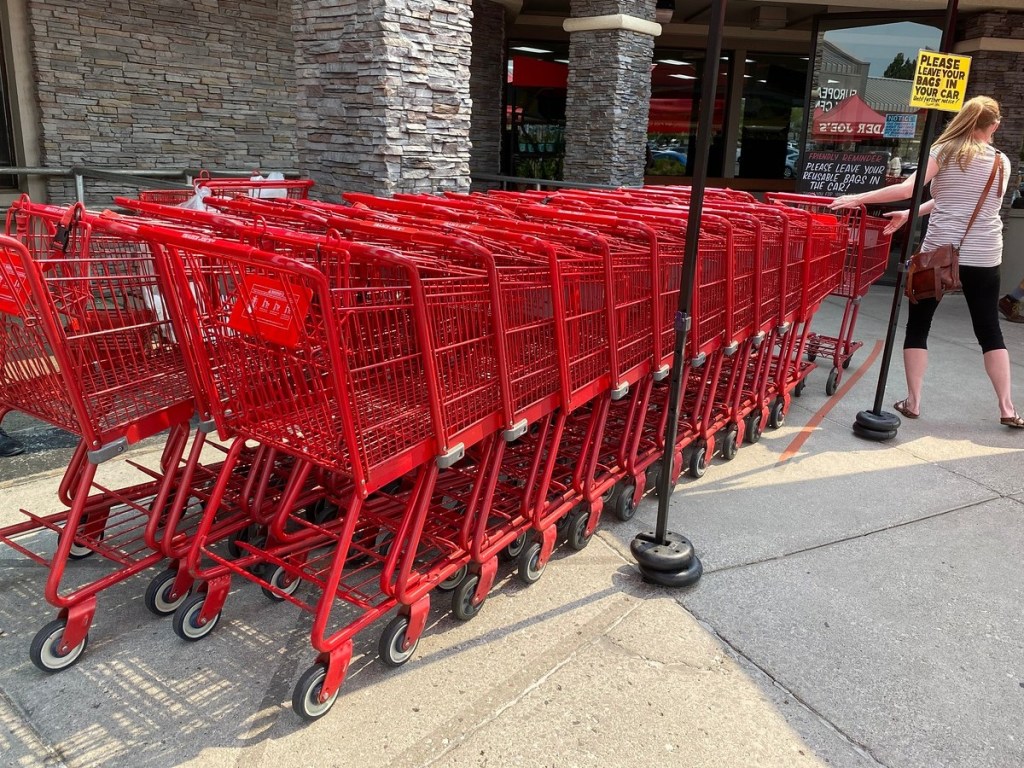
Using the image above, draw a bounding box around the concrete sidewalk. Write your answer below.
[1,284,1023,768]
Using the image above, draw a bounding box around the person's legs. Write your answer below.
[899,296,938,415]
[961,265,1019,420]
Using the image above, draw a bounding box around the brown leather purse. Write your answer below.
[905,152,1003,304]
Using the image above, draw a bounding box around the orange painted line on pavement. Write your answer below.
[777,339,884,464]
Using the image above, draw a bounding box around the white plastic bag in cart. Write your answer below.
[179,184,211,211]
[251,171,288,199]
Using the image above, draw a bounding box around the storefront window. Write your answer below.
[735,54,808,179]
[505,41,569,180]
[648,52,729,177]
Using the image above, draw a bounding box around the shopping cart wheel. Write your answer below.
[378,615,419,668]
[172,593,222,641]
[793,379,806,398]
[842,356,853,370]
[144,569,190,616]
[68,527,102,560]
[611,481,638,522]
[451,574,484,621]
[806,344,818,363]
[768,399,786,429]
[720,427,739,461]
[744,413,763,444]
[825,368,840,396]
[516,541,546,585]
[293,663,338,721]
[566,508,593,551]
[687,443,708,479]
[29,619,89,673]
[498,533,528,564]
[437,564,469,591]
[261,566,301,602]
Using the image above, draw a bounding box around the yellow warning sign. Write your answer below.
[909,50,971,111]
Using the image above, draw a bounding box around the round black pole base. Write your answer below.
[632,530,702,588]
[853,409,901,442]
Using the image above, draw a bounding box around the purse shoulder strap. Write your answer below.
[959,151,1003,249]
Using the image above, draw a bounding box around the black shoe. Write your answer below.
[0,429,25,457]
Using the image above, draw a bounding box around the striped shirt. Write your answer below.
[923,143,1010,267]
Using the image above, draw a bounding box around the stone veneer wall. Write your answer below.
[563,0,655,186]
[960,11,1024,201]
[294,0,474,198]
[469,0,505,189]
[26,0,298,203]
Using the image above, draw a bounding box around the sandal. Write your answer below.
[893,399,919,419]
[1000,414,1024,429]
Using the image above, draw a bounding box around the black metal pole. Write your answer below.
[853,0,959,441]
[631,0,728,588]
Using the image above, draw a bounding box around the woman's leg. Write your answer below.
[960,265,1017,417]
[902,348,928,413]
[901,297,938,413]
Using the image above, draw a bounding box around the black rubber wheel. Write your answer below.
[638,555,703,588]
[720,427,738,461]
[794,379,806,398]
[687,443,707,479]
[303,499,338,525]
[630,531,695,573]
[744,412,763,444]
[437,564,468,592]
[292,663,338,721]
[451,573,483,621]
[566,508,592,551]
[644,461,661,493]
[29,618,88,673]
[612,482,638,522]
[261,565,301,602]
[826,367,839,396]
[517,540,545,584]
[172,593,221,641]
[144,568,190,616]
[378,615,418,668]
[768,399,786,429]
[68,524,102,560]
[228,525,253,559]
[498,532,528,564]
[852,422,898,441]
[855,410,901,431]
[842,355,852,370]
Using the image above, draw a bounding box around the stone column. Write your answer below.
[562,0,658,186]
[469,0,507,189]
[293,0,474,198]
[958,11,1024,201]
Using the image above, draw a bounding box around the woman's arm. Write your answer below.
[880,198,935,236]
[829,155,940,209]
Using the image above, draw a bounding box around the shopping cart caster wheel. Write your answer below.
[687,444,707,479]
[630,531,695,572]
[378,615,419,668]
[842,356,852,370]
[768,399,786,429]
[517,540,546,585]
[612,481,638,522]
[744,413,763,444]
[566,509,593,551]
[720,428,739,461]
[499,532,528,564]
[451,573,484,621]
[144,568,190,616]
[638,555,703,588]
[173,593,222,641]
[293,663,339,722]
[68,527,102,560]
[437,564,469,592]
[29,619,88,673]
[303,499,338,526]
[793,379,806,398]
[261,565,300,602]
[644,462,661,493]
[825,368,839,396]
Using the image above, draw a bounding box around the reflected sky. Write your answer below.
[826,22,942,77]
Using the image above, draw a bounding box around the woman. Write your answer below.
[830,96,1018,427]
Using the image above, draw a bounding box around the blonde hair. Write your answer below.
[933,95,1001,170]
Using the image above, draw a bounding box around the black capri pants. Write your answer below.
[904,264,1005,352]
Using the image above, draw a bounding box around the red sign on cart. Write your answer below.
[228,274,312,348]
[0,252,30,316]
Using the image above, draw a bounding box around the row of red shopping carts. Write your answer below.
[0,180,887,721]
